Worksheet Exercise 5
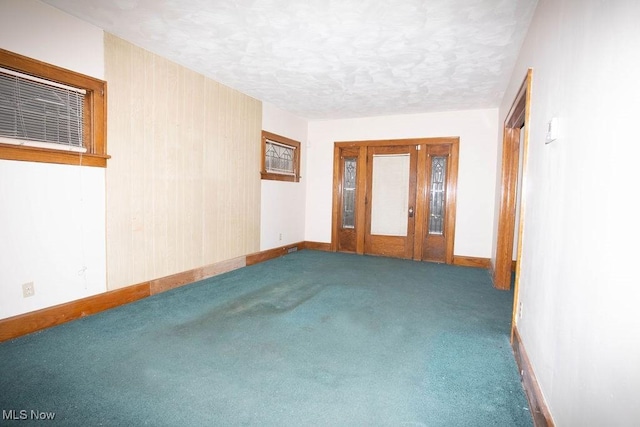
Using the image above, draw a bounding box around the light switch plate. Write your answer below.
[545,117,559,144]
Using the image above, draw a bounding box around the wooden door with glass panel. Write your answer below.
[336,148,360,252]
[364,145,418,259]
[422,143,455,263]
[331,138,458,263]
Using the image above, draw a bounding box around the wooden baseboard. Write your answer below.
[9,242,486,342]
[0,283,150,343]
[452,255,491,268]
[0,247,516,344]
[302,241,332,251]
[246,242,305,266]
[0,242,315,342]
[512,326,555,427]
[149,256,245,294]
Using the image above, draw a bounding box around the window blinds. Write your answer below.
[0,67,86,151]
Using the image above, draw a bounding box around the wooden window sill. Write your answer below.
[260,171,300,182]
[0,143,110,168]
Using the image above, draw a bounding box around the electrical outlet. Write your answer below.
[279,233,283,241]
[22,282,35,298]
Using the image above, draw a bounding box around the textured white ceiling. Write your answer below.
[42,0,538,120]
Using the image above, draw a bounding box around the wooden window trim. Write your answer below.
[0,48,109,168]
[261,130,300,182]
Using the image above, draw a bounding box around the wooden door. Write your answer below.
[364,145,418,259]
[332,138,458,263]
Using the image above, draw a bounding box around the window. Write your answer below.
[261,130,300,182]
[0,48,108,167]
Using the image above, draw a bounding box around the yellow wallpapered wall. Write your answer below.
[104,33,262,290]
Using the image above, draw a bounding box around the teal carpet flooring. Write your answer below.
[0,251,532,426]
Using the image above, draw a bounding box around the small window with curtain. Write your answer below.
[261,130,300,182]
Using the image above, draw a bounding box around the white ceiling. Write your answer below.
[42,0,538,120]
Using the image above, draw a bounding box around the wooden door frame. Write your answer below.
[493,69,532,291]
[331,137,459,264]
[332,144,368,254]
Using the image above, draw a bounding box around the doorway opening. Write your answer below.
[493,69,532,294]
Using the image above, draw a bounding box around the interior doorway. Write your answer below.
[331,137,459,263]
[493,69,532,291]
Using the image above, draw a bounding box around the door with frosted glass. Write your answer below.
[364,145,417,259]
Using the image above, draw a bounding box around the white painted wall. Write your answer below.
[306,109,499,257]
[260,102,308,250]
[501,0,640,424]
[0,0,106,319]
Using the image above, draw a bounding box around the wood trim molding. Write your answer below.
[444,141,460,264]
[331,145,342,251]
[0,247,498,343]
[246,242,305,266]
[512,326,555,427]
[452,256,491,269]
[413,144,428,260]
[303,241,331,251]
[355,146,367,254]
[494,69,532,290]
[511,69,534,339]
[334,137,460,148]
[0,243,317,342]
[0,144,109,167]
[149,257,246,294]
[0,284,150,342]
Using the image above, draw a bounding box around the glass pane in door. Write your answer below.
[342,157,357,228]
[370,154,410,236]
[428,156,447,235]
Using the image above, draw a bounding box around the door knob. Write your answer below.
[408,207,414,217]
